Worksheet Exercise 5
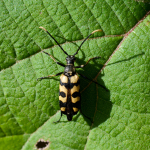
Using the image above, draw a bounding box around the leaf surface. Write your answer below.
[0,0,150,149]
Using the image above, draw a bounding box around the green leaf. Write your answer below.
[0,0,150,150]
[86,13,150,150]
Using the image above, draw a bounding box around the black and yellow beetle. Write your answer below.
[38,27,107,122]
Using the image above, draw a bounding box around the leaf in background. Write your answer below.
[0,0,150,149]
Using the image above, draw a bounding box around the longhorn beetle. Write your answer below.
[38,27,107,122]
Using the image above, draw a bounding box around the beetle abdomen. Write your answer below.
[70,75,80,114]
[59,74,80,119]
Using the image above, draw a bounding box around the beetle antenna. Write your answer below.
[73,29,102,56]
[39,26,68,56]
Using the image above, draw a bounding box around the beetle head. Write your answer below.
[66,55,76,64]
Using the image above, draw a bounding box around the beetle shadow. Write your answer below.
[72,51,144,127]
[72,49,112,127]
[106,52,144,66]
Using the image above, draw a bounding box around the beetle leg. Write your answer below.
[53,112,63,123]
[43,51,65,67]
[77,73,108,91]
[37,72,63,81]
[75,56,101,68]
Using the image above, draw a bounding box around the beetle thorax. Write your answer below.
[64,55,76,76]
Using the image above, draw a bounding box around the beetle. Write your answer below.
[38,27,107,122]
